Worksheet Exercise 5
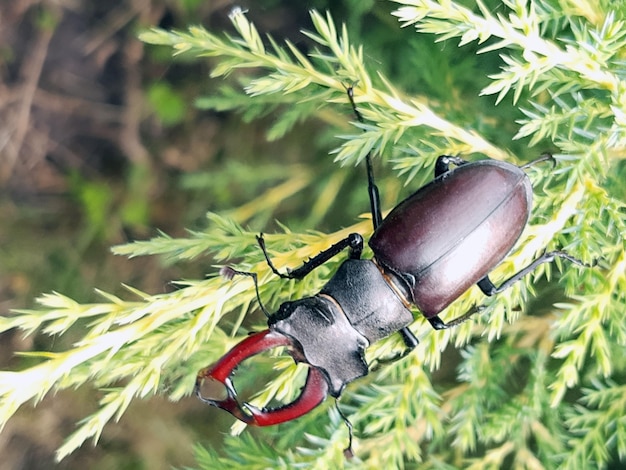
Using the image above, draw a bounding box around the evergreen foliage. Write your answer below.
[1,1,625,468]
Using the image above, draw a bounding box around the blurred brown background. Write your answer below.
[0,1,348,468]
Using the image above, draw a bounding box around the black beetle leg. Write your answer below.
[427,305,485,330]
[434,155,468,177]
[477,250,590,296]
[369,327,420,369]
[334,400,355,459]
[520,152,555,170]
[428,250,590,331]
[346,85,383,229]
[257,232,364,280]
[399,327,419,351]
[348,86,422,359]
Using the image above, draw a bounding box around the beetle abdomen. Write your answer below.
[369,160,532,317]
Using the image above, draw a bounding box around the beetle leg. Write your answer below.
[257,232,363,280]
[195,329,329,425]
[399,327,419,349]
[427,305,485,330]
[521,152,555,169]
[335,400,355,459]
[387,327,419,359]
[366,150,383,228]
[434,155,468,177]
[428,250,589,330]
[366,326,421,370]
[345,85,383,230]
[477,250,590,296]
[348,86,423,357]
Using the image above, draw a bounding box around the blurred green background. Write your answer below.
[0,1,530,468]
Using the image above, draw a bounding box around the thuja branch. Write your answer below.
[392,0,625,100]
[0,213,374,460]
[0,5,624,467]
[140,9,509,164]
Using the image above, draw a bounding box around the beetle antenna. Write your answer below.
[220,266,271,317]
[334,400,354,459]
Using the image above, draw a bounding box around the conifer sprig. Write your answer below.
[0,4,624,468]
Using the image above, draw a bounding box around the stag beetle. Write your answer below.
[195,88,586,435]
